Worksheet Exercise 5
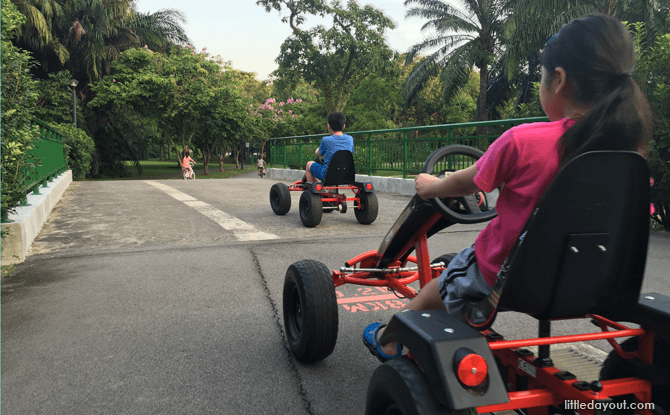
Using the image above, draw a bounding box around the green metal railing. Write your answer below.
[20,119,68,203]
[269,117,548,178]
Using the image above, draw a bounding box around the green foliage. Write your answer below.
[50,123,95,180]
[264,0,396,113]
[1,0,40,221]
[633,26,670,230]
[89,46,250,176]
[35,71,80,124]
[496,82,544,119]
[403,0,507,123]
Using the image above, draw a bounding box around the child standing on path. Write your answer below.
[363,13,651,361]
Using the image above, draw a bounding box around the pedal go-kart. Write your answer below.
[281,145,670,415]
[269,150,378,227]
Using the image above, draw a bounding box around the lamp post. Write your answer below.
[70,79,79,128]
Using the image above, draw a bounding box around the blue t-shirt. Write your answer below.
[318,134,355,170]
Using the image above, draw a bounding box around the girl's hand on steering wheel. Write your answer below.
[415,173,440,201]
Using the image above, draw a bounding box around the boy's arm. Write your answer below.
[415,165,480,200]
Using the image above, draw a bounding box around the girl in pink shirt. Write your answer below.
[364,13,651,361]
[182,151,195,178]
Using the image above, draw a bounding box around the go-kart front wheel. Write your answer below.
[283,260,338,363]
[299,191,323,227]
[599,337,670,414]
[270,183,291,215]
[366,357,478,415]
[355,192,378,225]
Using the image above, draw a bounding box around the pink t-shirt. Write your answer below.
[473,118,575,286]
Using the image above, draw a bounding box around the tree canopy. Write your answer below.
[260,0,396,113]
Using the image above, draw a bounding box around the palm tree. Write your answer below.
[9,0,69,67]
[403,0,507,125]
[11,0,190,88]
[503,0,670,77]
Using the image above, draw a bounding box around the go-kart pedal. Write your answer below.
[338,201,347,213]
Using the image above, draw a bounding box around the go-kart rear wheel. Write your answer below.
[270,183,291,215]
[355,192,378,225]
[366,357,478,415]
[283,260,338,363]
[599,337,670,414]
[299,191,323,227]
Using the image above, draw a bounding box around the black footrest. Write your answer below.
[555,371,577,381]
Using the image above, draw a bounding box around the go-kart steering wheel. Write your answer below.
[421,145,498,224]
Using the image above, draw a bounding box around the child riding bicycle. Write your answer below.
[182,150,196,180]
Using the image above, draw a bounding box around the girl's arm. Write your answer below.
[415,165,481,200]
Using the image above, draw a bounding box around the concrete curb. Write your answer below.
[266,168,416,196]
[1,170,73,265]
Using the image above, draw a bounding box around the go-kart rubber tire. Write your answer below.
[270,183,291,215]
[366,357,478,415]
[355,192,378,225]
[599,337,670,414]
[299,191,323,227]
[283,260,338,363]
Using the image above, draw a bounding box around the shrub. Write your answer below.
[1,0,40,222]
[633,25,670,231]
[51,123,96,180]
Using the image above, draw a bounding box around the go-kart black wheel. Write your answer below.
[282,260,338,363]
[366,357,478,415]
[422,145,498,224]
[355,192,378,225]
[299,191,323,227]
[599,337,670,414]
[270,183,291,215]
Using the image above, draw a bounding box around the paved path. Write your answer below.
[2,172,669,414]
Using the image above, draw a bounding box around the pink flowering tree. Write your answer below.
[249,97,305,157]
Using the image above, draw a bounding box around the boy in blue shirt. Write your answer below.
[304,112,355,183]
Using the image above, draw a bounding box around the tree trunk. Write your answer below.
[171,140,183,168]
[477,63,488,136]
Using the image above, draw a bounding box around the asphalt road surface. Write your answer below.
[2,172,669,415]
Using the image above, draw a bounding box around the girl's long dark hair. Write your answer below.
[541,14,651,165]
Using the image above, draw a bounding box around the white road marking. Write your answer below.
[144,181,279,241]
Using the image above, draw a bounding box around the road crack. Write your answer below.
[250,248,316,415]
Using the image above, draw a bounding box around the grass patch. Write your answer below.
[92,159,257,180]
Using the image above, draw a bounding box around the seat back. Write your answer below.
[322,150,356,185]
[496,151,650,321]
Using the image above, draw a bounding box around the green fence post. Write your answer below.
[368,134,372,176]
[283,141,287,169]
[402,132,408,179]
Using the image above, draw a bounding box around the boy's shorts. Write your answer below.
[309,162,326,180]
[438,245,493,322]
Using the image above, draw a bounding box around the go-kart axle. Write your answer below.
[339,262,446,274]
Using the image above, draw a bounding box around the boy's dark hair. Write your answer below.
[541,13,651,165]
[327,112,346,132]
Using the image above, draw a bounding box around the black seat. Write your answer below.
[463,151,650,328]
[322,150,356,186]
